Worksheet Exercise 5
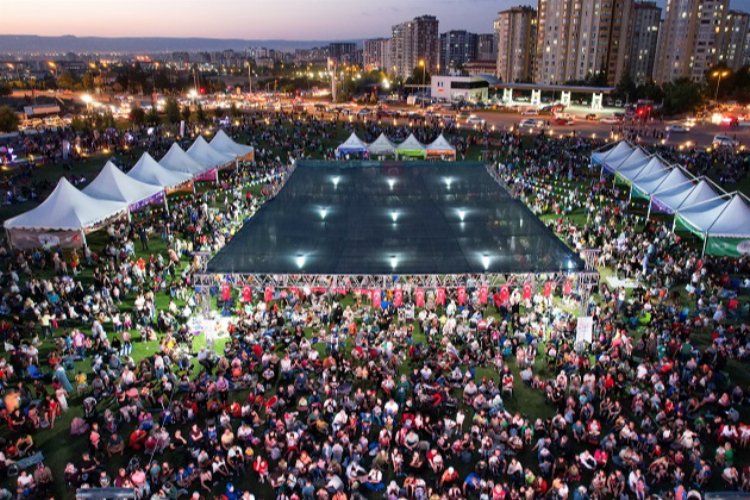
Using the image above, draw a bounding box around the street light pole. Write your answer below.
[713,70,729,101]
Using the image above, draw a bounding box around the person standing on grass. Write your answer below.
[138,225,149,251]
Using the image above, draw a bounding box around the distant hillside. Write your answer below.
[0,35,361,54]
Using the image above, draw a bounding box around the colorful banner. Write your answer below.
[523,282,532,301]
[479,285,488,305]
[371,289,381,309]
[8,229,84,250]
[128,191,165,213]
[500,285,509,304]
[221,283,231,301]
[457,287,466,305]
[165,180,194,195]
[543,281,552,298]
[563,279,573,295]
[394,289,403,307]
[264,286,273,303]
[415,288,425,308]
[242,285,252,303]
[194,168,219,182]
[705,237,750,258]
[436,288,446,306]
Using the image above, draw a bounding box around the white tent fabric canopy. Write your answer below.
[83,161,164,205]
[396,134,426,152]
[675,179,721,210]
[335,133,369,156]
[609,147,649,174]
[629,155,669,186]
[160,143,209,176]
[5,177,126,231]
[703,195,750,238]
[210,129,254,157]
[651,180,699,214]
[614,153,653,181]
[676,195,731,234]
[425,134,456,155]
[367,134,397,156]
[187,136,235,169]
[128,153,192,189]
[592,141,632,166]
[647,167,694,196]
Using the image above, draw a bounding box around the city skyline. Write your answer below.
[2,0,670,41]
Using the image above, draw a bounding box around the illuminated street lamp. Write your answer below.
[81,93,93,112]
[712,70,730,101]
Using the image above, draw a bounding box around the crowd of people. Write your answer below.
[0,110,747,500]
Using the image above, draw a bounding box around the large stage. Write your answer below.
[203,160,585,284]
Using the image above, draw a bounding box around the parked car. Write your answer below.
[519,118,546,128]
[520,108,537,116]
[713,134,739,148]
[665,124,690,133]
[466,115,485,126]
[585,113,598,121]
[600,117,621,124]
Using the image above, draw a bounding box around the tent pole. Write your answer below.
[80,229,88,249]
[4,228,12,251]
[646,197,652,220]
[701,232,708,257]
[163,193,170,217]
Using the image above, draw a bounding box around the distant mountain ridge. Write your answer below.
[0,34,362,54]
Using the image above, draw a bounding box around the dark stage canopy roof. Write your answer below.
[206,161,585,275]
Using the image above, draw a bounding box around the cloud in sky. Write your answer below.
[5,0,539,39]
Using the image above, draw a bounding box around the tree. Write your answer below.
[196,103,207,124]
[0,84,11,97]
[407,65,431,85]
[616,75,637,103]
[213,107,224,119]
[82,72,95,91]
[662,78,703,115]
[164,97,181,124]
[181,105,192,123]
[0,106,19,132]
[56,71,78,90]
[145,107,160,126]
[130,105,146,126]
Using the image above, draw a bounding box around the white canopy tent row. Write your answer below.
[187,136,235,179]
[591,140,635,174]
[641,166,696,218]
[425,134,457,160]
[159,143,213,178]
[621,155,672,201]
[4,178,127,249]
[209,129,255,161]
[127,152,194,193]
[395,134,427,160]
[367,134,397,158]
[335,133,369,159]
[607,146,651,180]
[83,161,168,215]
[674,192,750,257]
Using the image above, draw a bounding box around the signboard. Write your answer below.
[576,316,594,344]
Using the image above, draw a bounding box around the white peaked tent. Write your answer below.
[613,152,652,182]
[160,143,209,176]
[627,157,670,197]
[128,153,193,190]
[608,147,649,176]
[651,179,699,215]
[367,134,397,157]
[335,133,369,158]
[425,134,457,160]
[83,161,164,209]
[702,194,750,237]
[674,179,721,211]
[395,133,427,159]
[210,129,254,158]
[187,136,235,170]
[5,178,126,248]
[592,141,632,166]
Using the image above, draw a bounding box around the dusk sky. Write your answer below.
[6,0,539,40]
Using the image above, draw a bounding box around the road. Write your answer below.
[469,110,750,150]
